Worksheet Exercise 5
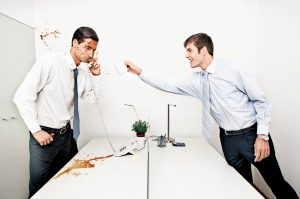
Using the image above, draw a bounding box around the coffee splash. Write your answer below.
[54,154,113,179]
[40,30,61,49]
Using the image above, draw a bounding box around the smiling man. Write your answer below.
[14,27,101,198]
[125,33,299,199]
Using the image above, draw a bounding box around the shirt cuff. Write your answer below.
[139,70,148,80]
[29,123,41,134]
[257,123,269,135]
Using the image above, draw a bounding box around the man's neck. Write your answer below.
[201,56,213,70]
[70,49,80,66]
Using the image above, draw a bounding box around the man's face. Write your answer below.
[185,43,204,68]
[73,38,98,63]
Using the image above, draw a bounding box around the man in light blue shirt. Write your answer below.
[125,33,298,199]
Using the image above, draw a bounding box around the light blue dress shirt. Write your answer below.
[139,59,271,135]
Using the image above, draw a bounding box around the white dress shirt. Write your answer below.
[14,51,99,133]
[139,59,271,135]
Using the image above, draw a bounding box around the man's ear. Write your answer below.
[72,39,78,47]
[201,46,207,55]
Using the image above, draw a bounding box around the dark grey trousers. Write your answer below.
[220,127,299,199]
[28,129,78,198]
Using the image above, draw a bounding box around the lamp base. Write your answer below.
[166,137,175,143]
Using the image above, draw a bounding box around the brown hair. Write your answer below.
[184,33,214,56]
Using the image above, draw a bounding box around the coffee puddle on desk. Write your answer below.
[54,154,113,179]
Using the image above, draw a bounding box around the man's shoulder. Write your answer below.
[215,59,239,66]
[38,52,65,61]
[34,52,68,70]
[214,59,242,72]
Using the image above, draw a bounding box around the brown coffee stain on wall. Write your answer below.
[54,154,113,179]
[40,30,61,49]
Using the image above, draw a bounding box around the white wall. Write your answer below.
[33,0,259,152]
[1,0,260,198]
[255,0,300,198]
[0,13,35,199]
[0,2,35,199]
[0,0,35,27]
[4,0,300,198]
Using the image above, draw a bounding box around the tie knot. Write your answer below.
[74,68,78,79]
[201,70,208,78]
[74,68,78,76]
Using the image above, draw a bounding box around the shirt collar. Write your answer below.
[65,50,77,70]
[205,59,216,75]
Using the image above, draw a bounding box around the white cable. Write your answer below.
[124,103,140,120]
[87,70,116,152]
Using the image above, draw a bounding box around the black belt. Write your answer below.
[40,122,71,135]
[220,123,257,136]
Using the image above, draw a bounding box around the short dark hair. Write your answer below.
[184,33,214,56]
[71,27,99,46]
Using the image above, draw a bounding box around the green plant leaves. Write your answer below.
[132,120,149,134]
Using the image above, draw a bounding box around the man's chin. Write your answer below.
[81,59,90,63]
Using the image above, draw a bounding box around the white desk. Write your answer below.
[32,138,263,199]
[149,138,264,199]
[32,138,148,199]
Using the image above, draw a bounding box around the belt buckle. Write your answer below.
[224,130,229,135]
[59,126,67,134]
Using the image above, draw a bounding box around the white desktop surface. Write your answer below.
[148,138,264,199]
[32,137,263,199]
[32,138,148,199]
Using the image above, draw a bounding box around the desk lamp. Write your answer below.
[124,103,140,120]
[167,103,176,143]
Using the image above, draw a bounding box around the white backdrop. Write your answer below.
[256,0,300,197]
[33,0,259,150]
[2,0,300,198]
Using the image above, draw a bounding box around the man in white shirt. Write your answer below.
[125,33,299,198]
[14,27,101,198]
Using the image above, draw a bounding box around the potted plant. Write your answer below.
[132,120,149,137]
